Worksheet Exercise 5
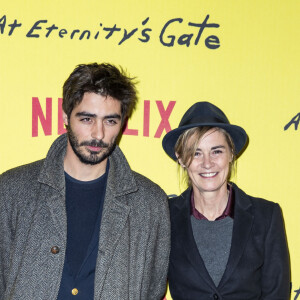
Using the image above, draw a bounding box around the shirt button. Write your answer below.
[72,288,79,295]
[50,246,60,254]
[213,294,219,300]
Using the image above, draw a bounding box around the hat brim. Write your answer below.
[162,123,248,161]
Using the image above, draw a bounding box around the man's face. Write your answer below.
[63,92,122,165]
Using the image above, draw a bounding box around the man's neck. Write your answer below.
[64,145,107,182]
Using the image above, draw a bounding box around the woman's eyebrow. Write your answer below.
[196,145,226,151]
[211,145,226,150]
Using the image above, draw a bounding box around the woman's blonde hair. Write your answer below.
[174,126,236,187]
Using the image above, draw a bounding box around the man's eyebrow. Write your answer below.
[75,112,97,118]
[103,114,121,120]
[75,112,121,119]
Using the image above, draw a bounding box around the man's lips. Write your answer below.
[86,145,103,152]
[199,172,218,178]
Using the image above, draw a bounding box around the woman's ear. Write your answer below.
[176,153,186,168]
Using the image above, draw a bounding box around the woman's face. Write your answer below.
[184,128,232,194]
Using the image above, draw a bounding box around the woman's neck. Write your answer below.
[193,184,229,221]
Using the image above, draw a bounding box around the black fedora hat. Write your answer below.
[162,101,248,161]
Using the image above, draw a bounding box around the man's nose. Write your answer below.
[91,121,104,140]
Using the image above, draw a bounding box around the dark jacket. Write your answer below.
[0,134,170,300]
[168,183,290,300]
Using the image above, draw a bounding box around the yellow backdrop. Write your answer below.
[1,0,299,298]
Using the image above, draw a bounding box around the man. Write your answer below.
[0,63,170,300]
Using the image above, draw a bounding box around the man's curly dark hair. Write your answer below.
[62,63,138,122]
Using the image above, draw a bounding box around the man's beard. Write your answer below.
[67,126,116,165]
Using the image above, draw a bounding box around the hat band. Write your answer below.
[180,115,229,127]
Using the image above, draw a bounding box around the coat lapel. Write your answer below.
[44,188,67,239]
[218,183,254,288]
[175,189,216,289]
[38,134,68,239]
[93,192,130,297]
[93,146,138,298]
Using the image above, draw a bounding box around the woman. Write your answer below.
[162,102,290,300]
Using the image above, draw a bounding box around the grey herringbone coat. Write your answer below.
[0,134,170,300]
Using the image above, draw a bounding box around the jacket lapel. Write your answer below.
[93,146,138,298]
[44,188,67,239]
[38,134,68,239]
[93,192,130,297]
[175,189,216,289]
[218,183,254,288]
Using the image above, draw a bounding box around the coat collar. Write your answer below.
[37,133,138,197]
[173,183,254,289]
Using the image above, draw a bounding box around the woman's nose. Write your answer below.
[201,154,214,169]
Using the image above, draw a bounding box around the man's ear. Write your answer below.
[63,111,68,126]
[175,153,186,168]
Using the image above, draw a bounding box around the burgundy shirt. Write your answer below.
[191,185,234,221]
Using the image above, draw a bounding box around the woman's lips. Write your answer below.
[199,172,218,178]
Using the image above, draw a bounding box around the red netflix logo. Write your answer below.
[123,100,176,138]
[32,97,66,137]
[32,97,176,138]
